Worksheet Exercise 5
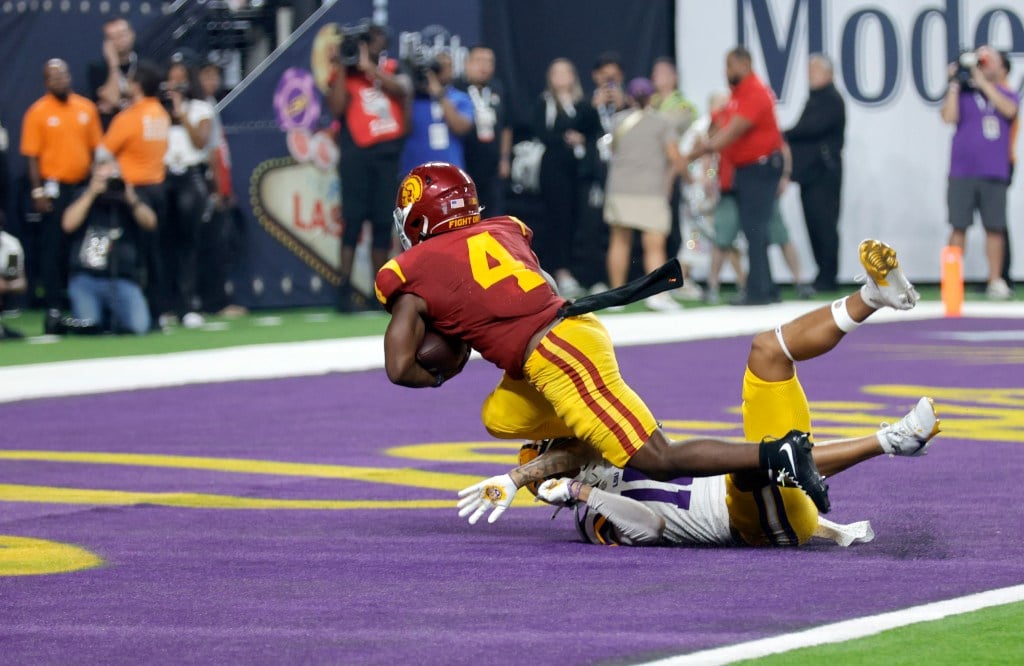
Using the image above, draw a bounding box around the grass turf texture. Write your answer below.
[738,600,1024,665]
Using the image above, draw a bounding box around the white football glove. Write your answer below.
[536,478,580,506]
[456,474,517,524]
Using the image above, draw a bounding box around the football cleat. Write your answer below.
[857,239,920,311]
[760,429,831,514]
[878,397,941,457]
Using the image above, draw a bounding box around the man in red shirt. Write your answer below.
[375,162,832,524]
[688,47,784,305]
[327,23,410,312]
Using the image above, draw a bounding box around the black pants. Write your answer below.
[162,169,208,315]
[734,153,783,302]
[135,183,166,322]
[799,167,842,290]
[38,184,79,309]
[666,177,682,260]
[339,144,401,252]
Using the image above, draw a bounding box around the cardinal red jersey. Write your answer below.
[374,216,567,378]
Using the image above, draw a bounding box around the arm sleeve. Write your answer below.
[585,487,665,545]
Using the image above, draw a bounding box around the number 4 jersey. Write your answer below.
[374,215,567,379]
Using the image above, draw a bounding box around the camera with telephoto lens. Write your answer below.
[954,48,988,89]
[338,20,373,68]
[96,172,126,205]
[160,81,191,123]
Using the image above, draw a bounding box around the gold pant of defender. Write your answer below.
[727,367,819,546]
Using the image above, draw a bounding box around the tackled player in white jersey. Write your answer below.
[528,239,941,547]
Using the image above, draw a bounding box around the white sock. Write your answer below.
[875,428,894,455]
[831,297,861,333]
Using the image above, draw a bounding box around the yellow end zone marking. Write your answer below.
[0,484,466,510]
[385,441,520,464]
[0,450,479,491]
[0,535,103,576]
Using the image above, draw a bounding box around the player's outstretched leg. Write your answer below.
[811,397,941,477]
[749,239,920,383]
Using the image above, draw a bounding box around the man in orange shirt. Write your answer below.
[20,58,102,311]
[687,47,784,306]
[98,60,170,325]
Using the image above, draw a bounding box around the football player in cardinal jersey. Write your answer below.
[533,240,938,547]
[375,162,832,525]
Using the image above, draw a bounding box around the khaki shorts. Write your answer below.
[713,193,790,248]
[604,193,671,235]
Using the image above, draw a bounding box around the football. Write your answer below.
[417,329,470,378]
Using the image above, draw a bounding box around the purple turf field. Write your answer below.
[1,317,1022,664]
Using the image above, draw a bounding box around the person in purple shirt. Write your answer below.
[941,46,1019,299]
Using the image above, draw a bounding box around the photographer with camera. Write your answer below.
[327,22,410,313]
[941,46,1019,300]
[399,49,474,174]
[59,160,155,335]
[159,54,214,328]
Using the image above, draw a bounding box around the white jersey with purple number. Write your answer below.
[575,463,735,546]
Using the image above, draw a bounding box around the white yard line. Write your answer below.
[2,301,1023,403]
[643,584,1024,665]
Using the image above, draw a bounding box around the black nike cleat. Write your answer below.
[759,429,831,514]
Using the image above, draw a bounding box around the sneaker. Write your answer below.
[857,239,920,310]
[759,429,831,514]
[644,292,682,311]
[704,287,721,305]
[555,273,585,299]
[672,282,704,302]
[986,278,1012,300]
[877,397,941,456]
[795,282,816,300]
[0,323,24,340]
[182,312,206,329]
[589,281,609,296]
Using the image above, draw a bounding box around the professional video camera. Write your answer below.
[338,19,373,68]
[954,48,988,89]
[399,26,452,96]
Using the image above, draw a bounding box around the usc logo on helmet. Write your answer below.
[398,174,424,208]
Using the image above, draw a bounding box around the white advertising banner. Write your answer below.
[676,0,1024,283]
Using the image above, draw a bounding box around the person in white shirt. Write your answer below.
[160,54,213,329]
[532,240,939,547]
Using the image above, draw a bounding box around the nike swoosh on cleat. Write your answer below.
[779,442,797,475]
